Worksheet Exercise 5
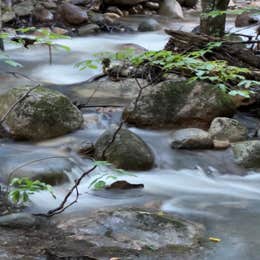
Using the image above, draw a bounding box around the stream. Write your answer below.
[1,14,260,259]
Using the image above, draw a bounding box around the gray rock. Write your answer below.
[95,128,154,170]
[0,86,83,141]
[144,1,160,10]
[13,0,34,16]
[57,208,205,257]
[0,213,37,228]
[58,3,88,25]
[160,0,184,18]
[2,11,16,23]
[123,80,236,129]
[138,18,161,32]
[104,0,147,5]
[106,6,124,16]
[209,117,248,142]
[78,23,100,35]
[87,10,105,24]
[232,140,260,168]
[235,12,260,27]
[33,7,54,23]
[171,128,213,149]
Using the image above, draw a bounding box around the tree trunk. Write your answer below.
[0,0,4,51]
[200,0,230,37]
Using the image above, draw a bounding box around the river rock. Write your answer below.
[13,0,34,16]
[0,86,83,141]
[123,80,236,129]
[104,0,146,5]
[106,6,124,16]
[144,1,160,10]
[2,11,16,23]
[209,117,248,142]
[0,213,37,228]
[171,128,213,149]
[57,208,204,258]
[78,23,100,35]
[235,12,260,27]
[160,0,184,19]
[94,128,154,170]
[58,3,88,25]
[33,7,54,23]
[138,18,161,32]
[232,140,260,168]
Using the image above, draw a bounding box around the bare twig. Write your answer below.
[44,164,97,217]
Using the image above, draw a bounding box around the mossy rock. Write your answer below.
[232,140,260,169]
[94,128,154,171]
[123,80,236,129]
[57,208,205,259]
[0,86,83,141]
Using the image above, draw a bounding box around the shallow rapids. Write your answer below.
[0,15,260,259]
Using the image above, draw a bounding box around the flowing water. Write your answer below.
[1,15,260,259]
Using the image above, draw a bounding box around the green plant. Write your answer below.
[131,45,258,98]
[88,161,136,190]
[0,27,71,66]
[34,28,71,65]
[75,48,136,71]
[9,177,56,204]
[201,6,260,18]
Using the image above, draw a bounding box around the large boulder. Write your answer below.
[123,80,236,129]
[171,128,213,149]
[232,140,260,168]
[58,3,88,25]
[57,208,204,258]
[94,128,154,170]
[209,117,248,142]
[159,0,184,19]
[0,86,83,141]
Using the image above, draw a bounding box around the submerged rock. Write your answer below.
[105,180,144,190]
[232,140,260,168]
[123,80,236,129]
[0,146,78,185]
[0,86,83,141]
[0,213,37,228]
[57,208,205,258]
[171,128,213,149]
[209,117,248,142]
[94,128,154,170]
[138,18,161,32]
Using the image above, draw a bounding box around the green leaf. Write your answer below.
[94,180,106,190]
[4,59,23,68]
[228,90,252,98]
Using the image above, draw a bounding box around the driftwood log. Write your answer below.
[165,30,260,72]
